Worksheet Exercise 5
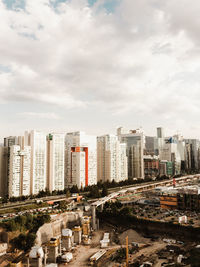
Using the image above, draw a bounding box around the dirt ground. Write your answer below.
[118,229,150,245]
[154,259,168,267]
[58,228,166,267]
[59,230,104,267]
[129,241,166,260]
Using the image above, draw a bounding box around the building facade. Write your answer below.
[0,147,8,197]
[159,138,181,175]
[4,136,18,147]
[65,131,97,188]
[47,133,65,192]
[184,139,200,171]
[8,145,31,197]
[97,134,128,183]
[143,155,159,178]
[117,128,144,179]
[25,130,47,195]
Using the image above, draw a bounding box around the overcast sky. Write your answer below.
[1,0,200,141]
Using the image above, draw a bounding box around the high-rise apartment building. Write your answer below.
[97,134,128,183]
[184,139,200,171]
[8,145,31,197]
[0,147,8,197]
[145,136,158,155]
[47,133,65,192]
[157,127,164,139]
[65,131,97,188]
[4,136,18,147]
[117,128,144,179]
[119,142,128,181]
[159,137,181,175]
[25,130,47,195]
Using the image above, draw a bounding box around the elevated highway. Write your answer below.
[91,174,200,229]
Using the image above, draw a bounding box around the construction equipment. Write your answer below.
[126,236,129,267]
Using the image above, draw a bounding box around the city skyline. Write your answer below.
[0,125,199,144]
[1,0,200,139]
[1,1,200,266]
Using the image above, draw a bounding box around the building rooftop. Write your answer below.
[29,246,44,259]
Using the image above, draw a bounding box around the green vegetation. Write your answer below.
[0,175,170,204]
[0,213,50,252]
[11,232,36,251]
[101,184,108,197]
[70,185,80,193]
[57,200,68,211]
[88,185,101,198]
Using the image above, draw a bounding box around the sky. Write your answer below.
[1,0,200,141]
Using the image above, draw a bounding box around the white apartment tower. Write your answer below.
[8,145,31,197]
[97,134,128,183]
[47,133,65,192]
[120,143,128,181]
[65,131,97,188]
[25,130,47,195]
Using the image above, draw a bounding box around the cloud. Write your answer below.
[1,0,200,138]
[18,112,61,120]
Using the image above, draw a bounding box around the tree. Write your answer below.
[4,220,18,232]
[25,214,33,229]
[70,185,79,193]
[101,184,108,197]
[111,179,117,187]
[66,189,71,198]
[115,200,123,209]
[11,232,36,251]
[15,215,27,230]
[2,196,8,203]
[89,185,101,198]
[58,201,67,211]
[119,207,131,216]
[26,233,36,251]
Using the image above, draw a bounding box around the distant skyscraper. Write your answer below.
[156,127,165,155]
[117,127,144,179]
[8,145,31,197]
[157,127,164,139]
[25,130,47,195]
[145,136,158,155]
[159,137,181,175]
[65,131,97,188]
[47,133,65,192]
[184,139,200,171]
[97,134,128,183]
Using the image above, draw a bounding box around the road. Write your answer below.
[0,174,199,216]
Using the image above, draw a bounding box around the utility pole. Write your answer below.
[126,236,129,267]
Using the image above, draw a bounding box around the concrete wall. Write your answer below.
[36,211,83,245]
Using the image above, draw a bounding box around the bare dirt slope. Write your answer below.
[118,229,149,245]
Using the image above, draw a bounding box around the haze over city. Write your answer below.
[1,0,200,140]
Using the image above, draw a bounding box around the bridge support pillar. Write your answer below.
[92,205,96,230]
[100,204,104,212]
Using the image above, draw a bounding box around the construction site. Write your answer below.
[1,176,200,266]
